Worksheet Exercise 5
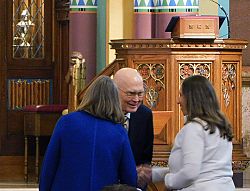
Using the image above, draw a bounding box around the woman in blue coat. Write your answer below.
[39,75,137,191]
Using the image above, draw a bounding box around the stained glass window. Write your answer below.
[13,0,44,58]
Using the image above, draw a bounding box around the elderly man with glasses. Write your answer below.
[113,68,154,191]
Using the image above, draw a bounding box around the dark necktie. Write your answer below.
[123,115,129,131]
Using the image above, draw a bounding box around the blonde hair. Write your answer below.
[77,75,124,123]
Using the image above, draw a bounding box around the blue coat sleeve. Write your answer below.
[119,133,138,187]
[39,117,63,191]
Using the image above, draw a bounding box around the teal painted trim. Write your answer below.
[96,0,106,73]
[70,8,80,11]
[218,0,229,38]
[69,8,97,12]
[134,7,199,13]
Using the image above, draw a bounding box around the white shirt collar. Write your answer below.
[125,112,130,119]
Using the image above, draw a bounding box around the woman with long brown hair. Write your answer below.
[165,75,235,190]
[153,75,235,191]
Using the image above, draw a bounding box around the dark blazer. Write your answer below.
[129,104,154,166]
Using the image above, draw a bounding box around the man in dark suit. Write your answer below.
[114,68,154,190]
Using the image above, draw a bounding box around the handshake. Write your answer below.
[136,164,152,189]
[137,164,170,190]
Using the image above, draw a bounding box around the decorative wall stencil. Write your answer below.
[134,0,199,38]
[134,0,199,12]
[8,79,52,110]
[222,63,236,107]
[70,0,98,11]
[179,62,211,82]
[137,63,165,108]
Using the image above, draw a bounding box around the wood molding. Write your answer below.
[0,156,24,181]
[55,0,70,21]
[242,72,250,87]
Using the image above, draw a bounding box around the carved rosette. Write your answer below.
[232,160,250,173]
[222,63,236,107]
[179,62,211,83]
[151,161,168,167]
[137,63,165,108]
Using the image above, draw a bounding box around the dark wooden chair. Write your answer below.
[23,104,67,182]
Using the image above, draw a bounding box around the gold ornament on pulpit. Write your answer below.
[65,51,86,113]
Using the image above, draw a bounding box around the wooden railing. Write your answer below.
[8,79,51,110]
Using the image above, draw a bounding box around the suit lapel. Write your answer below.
[128,112,138,138]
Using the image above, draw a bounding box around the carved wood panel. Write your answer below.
[109,39,247,168]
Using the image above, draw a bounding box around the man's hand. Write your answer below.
[136,164,152,189]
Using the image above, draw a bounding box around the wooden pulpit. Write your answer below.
[153,111,173,136]
[165,15,224,39]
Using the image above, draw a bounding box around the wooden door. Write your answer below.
[0,0,69,180]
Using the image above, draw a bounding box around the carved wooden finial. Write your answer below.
[70,51,84,66]
[55,0,70,21]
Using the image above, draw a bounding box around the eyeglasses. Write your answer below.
[118,88,144,98]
